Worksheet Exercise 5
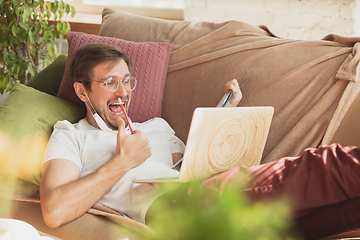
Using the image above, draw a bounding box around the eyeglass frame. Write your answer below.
[82,75,137,92]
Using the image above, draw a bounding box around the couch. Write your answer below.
[1,7,360,240]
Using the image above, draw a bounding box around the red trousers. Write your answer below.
[204,143,360,239]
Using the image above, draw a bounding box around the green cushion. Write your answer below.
[0,83,85,185]
[25,54,67,96]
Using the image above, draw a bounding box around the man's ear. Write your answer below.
[73,82,88,102]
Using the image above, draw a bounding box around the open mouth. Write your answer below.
[109,101,125,114]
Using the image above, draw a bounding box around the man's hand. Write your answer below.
[115,117,152,171]
[224,79,242,107]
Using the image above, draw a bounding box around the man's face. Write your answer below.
[86,59,132,130]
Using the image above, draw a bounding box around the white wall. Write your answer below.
[356,0,360,35]
[184,0,359,40]
[0,92,9,104]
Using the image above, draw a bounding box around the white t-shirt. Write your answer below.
[42,117,185,223]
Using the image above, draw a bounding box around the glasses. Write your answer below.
[84,76,137,92]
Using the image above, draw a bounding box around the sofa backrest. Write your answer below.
[98,9,357,164]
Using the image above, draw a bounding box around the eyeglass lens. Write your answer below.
[106,77,136,92]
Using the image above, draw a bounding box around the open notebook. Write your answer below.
[134,106,274,183]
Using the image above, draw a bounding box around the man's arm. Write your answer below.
[40,118,152,228]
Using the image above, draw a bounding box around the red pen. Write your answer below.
[118,98,134,134]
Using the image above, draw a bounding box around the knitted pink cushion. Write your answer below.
[57,31,173,123]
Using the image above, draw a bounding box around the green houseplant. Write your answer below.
[137,181,301,240]
[0,0,75,94]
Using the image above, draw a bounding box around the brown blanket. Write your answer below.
[99,9,360,163]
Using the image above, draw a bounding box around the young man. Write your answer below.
[40,43,360,238]
[40,43,242,228]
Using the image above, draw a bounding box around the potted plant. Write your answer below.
[0,0,75,94]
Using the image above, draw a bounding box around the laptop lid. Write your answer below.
[178,106,274,182]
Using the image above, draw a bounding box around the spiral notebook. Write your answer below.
[134,106,274,183]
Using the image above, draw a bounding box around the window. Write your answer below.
[65,0,184,20]
[84,0,184,9]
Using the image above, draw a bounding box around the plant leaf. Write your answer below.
[43,31,50,42]
[71,6,76,17]
[19,63,28,75]
[11,25,18,36]
[50,31,55,42]
[56,22,62,32]
[22,7,32,23]
[28,31,34,42]
[34,22,41,33]
[19,22,28,31]
[27,72,32,81]
[5,80,13,92]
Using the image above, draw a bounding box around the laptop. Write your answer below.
[133,106,274,183]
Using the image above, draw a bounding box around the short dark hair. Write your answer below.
[69,43,132,91]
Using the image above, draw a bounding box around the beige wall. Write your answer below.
[184,0,359,40]
[0,92,9,104]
